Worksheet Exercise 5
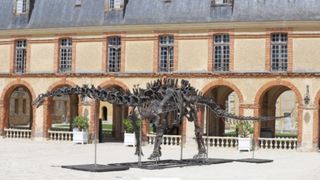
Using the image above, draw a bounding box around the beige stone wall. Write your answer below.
[125,41,153,73]
[1,30,320,74]
[0,26,319,148]
[75,42,102,73]
[178,39,208,72]
[234,39,265,72]
[0,44,11,73]
[30,43,55,73]
[293,38,320,72]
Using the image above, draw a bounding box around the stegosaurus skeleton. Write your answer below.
[33,78,288,160]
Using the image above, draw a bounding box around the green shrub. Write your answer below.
[236,121,254,138]
[123,118,141,133]
[72,116,89,131]
[224,131,237,137]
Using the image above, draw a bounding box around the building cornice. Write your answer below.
[1,21,320,37]
[1,72,320,79]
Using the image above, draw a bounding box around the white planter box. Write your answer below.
[238,137,253,152]
[73,129,88,144]
[124,132,136,146]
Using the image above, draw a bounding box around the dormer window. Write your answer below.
[109,0,115,9]
[75,0,82,7]
[212,0,233,6]
[107,0,124,11]
[15,0,27,14]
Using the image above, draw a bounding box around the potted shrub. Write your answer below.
[123,118,140,146]
[72,116,89,144]
[236,121,254,152]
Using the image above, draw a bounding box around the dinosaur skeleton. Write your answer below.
[33,78,288,160]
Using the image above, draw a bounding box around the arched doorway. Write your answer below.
[47,85,79,132]
[102,106,108,121]
[97,85,128,142]
[257,85,298,138]
[203,85,242,137]
[8,86,33,129]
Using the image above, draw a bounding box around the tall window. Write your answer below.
[159,35,174,72]
[107,36,121,72]
[15,40,27,73]
[213,34,230,72]
[16,0,27,14]
[59,38,72,73]
[271,33,288,71]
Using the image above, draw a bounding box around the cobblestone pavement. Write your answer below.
[0,139,320,180]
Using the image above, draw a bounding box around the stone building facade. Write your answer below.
[0,0,320,151]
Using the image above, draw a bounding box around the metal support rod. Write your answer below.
[252,136,255,159]
[205,106,209,160]
[180,118,183,160]
[138,119,142,167]
[94,104,97,166]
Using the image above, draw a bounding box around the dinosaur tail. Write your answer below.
[196,96,291,121]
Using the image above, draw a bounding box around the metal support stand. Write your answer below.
[138,119,142,167]
[205,106,209,161]
[94,115,97,166]
[252,138,255,159]
[61,101,129,172]
[180,126,184,160]
[235,121,273,164]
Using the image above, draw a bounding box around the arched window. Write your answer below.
[9,87,32,129]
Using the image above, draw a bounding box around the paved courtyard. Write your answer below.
[0,138,320,180]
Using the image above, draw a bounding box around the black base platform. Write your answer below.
[61,164,129,172]
[110,158,234,170]
[235,158,273,164]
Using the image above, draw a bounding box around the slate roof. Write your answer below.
[1,0,320,30]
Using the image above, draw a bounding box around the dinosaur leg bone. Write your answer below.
[190,106,206,159]
[148,114,164,160]
[128,107,143,156]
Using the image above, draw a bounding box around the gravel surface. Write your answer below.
[0,139,320,180]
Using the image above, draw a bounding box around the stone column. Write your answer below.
[313,106,319,150]
[82,97,96,142]
[299,105,317,151]
[33,104,45,141]
[0,100,4,137]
